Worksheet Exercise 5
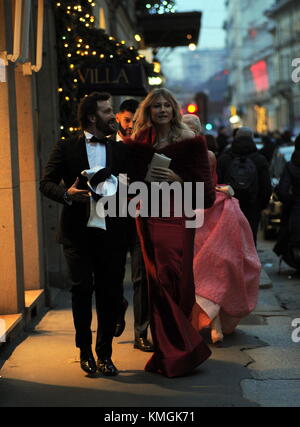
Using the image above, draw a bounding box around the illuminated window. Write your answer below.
[250,60,269,92]
[99,7,106,30]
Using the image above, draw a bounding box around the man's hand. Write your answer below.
[67,178,90,203]
[150,167,183,183]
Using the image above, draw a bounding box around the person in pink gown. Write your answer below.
[192,151,261,343]
[126,88,216,377]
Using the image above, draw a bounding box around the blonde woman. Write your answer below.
[127,88,215,377]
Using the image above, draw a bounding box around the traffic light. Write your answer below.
[205,123,213,131]
[187,103,198,114]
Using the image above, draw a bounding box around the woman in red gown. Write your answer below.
[127,88,215,377]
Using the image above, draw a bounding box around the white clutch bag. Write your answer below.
[145,153,171,182]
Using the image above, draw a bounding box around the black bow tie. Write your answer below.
[90,136,108,144]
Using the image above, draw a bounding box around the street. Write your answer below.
[0,232,299,408]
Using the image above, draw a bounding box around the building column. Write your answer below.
[0,2,24,315]
[15,66,43,293]
[37,0,66,290]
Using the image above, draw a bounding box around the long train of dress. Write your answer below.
[193,191,261,341]
[136,215,211,377]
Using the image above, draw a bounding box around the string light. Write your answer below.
[139,1,176,15]
[54,0,153,139]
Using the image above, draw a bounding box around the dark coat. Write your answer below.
[277,160,300,245]
[217,137,272,212]
[40,134,134,245]
[126,135,216,210]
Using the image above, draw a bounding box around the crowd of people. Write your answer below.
[40,87,298,379]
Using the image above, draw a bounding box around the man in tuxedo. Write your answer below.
[113,99,153,353]
[40,92,133,376]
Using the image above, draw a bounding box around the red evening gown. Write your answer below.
[127,130,215,377]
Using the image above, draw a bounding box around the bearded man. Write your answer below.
[40,92,134,376]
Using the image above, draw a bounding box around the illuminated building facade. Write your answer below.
[225,0,276,132]
[266,0,300,134]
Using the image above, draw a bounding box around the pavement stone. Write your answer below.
[242,347,300,379]
[241,379,300,407]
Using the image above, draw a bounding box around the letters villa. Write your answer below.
[79,66,130,85]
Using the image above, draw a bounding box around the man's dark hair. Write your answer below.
[78,92,111,130]
[119,99,139,114]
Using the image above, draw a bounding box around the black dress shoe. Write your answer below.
[114,299,129,337]
[80,349,97,375]
[134,337,154,352]
[97,358,118,376]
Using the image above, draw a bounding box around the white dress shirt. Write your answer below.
[116,132,124,142]
[84,130,106,169]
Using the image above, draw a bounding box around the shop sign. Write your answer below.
[78,62,148,96]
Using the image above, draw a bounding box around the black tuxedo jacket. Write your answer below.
[40,134,134,245]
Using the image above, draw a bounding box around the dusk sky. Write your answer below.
[159,0,226,80]
[176,0,226,49]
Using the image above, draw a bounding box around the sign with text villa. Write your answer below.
[78,62,149,96]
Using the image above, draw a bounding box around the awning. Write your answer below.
[139,12,202,48]
[77,62,149,96]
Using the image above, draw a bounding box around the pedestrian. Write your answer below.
[182,113,202,135]
[40,92,134,376]
[115,99,139,141]
[217,127,272,245]
[260,135,276,164]
[216,126,230,157]
[204,133,218,154]
[128,88,215,377]
[114,98,153,352]
[274,134,300,269]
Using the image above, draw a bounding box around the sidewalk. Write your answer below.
[0,241,299,407]
[239,237,300,407]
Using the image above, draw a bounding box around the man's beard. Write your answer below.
[118,123,132,137]
[96,115,116,136]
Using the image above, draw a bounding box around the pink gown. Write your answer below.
[192,165,261,334]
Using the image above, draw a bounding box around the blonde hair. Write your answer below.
[132,88,186,142]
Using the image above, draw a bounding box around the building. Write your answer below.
[225,0,300,134]
[181,48,227,88]
[225,0,275,132]
[266,0,300,134]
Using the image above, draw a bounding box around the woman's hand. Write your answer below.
[216,185,235,198]
[150,167,183,183]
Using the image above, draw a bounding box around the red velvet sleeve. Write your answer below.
[163,136,216,209]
